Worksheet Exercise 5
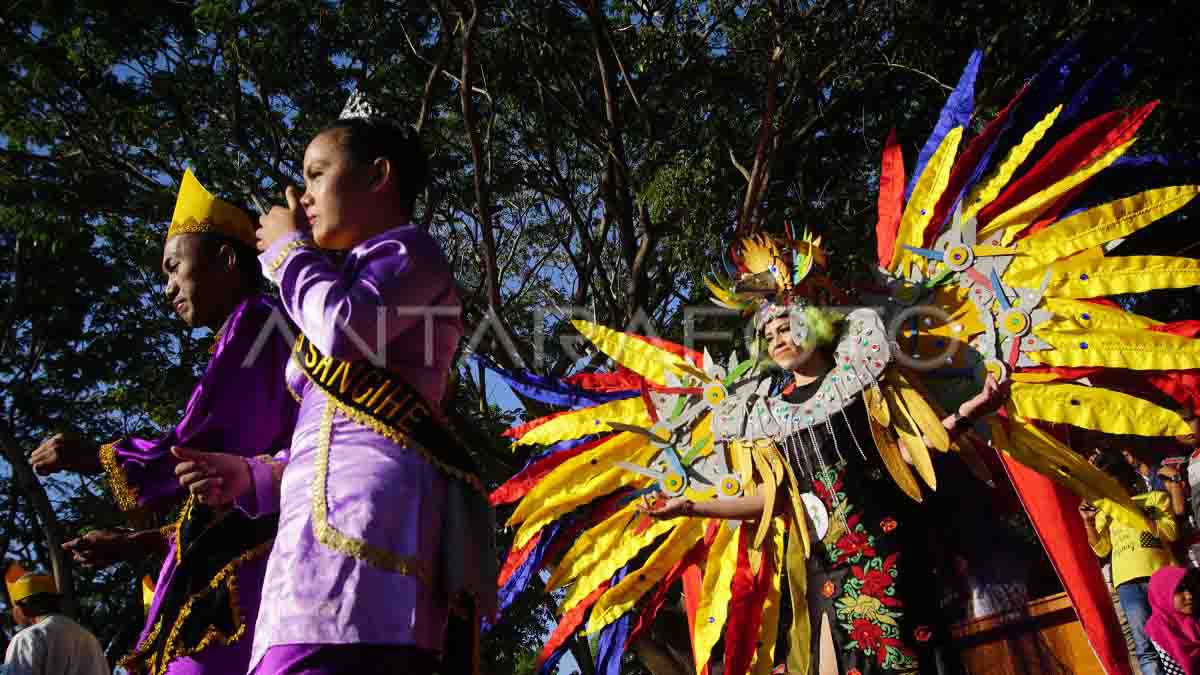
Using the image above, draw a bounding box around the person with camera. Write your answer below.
[1082,447,1179,675]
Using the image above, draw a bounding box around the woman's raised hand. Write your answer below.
[958,373,1011,421]
[256,186,306,252]
[172,446,252,506]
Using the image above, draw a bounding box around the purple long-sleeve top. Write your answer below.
[101,293,298,675]
[246,224,464,669]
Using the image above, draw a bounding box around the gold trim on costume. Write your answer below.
[293,336,487,494]
[268,238,315,273]
[172,495,196,564]
[118,540,272,675]
[311,400,434,583]
[100,440,141,512]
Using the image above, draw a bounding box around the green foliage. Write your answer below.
[0,1,1197,672]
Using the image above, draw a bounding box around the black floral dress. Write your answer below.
[783,397,954,675]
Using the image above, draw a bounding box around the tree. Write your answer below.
[1,0,1197,670]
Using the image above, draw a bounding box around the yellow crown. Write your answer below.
[167,169,256,248]
[5,563,56,605]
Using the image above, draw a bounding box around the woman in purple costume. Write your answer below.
[30,171,299,674]
[176,111,495,675]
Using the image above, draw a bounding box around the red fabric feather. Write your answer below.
[722,527,773,675]
[999,451,1134,675]
[535,580,613,669]
[876,129,905,267]
[976,102,1159,229]
[682,562,710,675]
[498,530,542,587]
[1022,183,1088,239]
[564,369,645,393]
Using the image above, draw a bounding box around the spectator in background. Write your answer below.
[1145,566,1200,674]
[1082,448,1178,675]
[1124,443,1168,493]
[3,564,107,675]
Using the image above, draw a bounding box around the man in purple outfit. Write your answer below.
[31,169,298,674]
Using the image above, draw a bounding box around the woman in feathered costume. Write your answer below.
[488,42,1200,675]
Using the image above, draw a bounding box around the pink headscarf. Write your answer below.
[1145,566,1200,674]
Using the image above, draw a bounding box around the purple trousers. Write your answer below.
[250,644,441,675]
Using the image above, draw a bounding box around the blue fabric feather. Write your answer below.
[957,39,1084,204]
[474,355,638,408]
[491,518,567,624]
[594,564,634,675]
[904,49,982,201]
[1059,26,1143,126]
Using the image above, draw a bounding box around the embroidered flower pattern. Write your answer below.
[914,625,932,643]
[814,464,918,672]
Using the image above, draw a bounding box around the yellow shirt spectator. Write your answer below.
[1091,491,1177,587]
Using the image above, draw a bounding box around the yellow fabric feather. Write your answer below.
[1030,327,1200,372]
[751,443,783,550]
[773,441,810,559]
[547,501,639,591]
[864,390,923,502]
[507,431,643,526]
[980,138,1136,245]
[890,127,964,273]
[892,370,950,452]
[785,523,811,675]
[556,508,678,614]
[963,105,1063,220]
[1000,418,1151,531]
[1010,382,1192,437]
[1037,297,1161,333]
[510,433,658,549]
[1006,255,1200,298]
[693,523,739,674]
[922,286,985,339]
[864,381,891,427]
[585,517,706,634]
[1008,185,1200,277]
[882,379,937,490]
[572,319,700,385]
[513,397,652,446]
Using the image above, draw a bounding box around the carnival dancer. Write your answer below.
[30,170,298,674]
[487,44,1200,675]
[4,564,108,675]
[174,100,495,675]
[643,278,1006,674]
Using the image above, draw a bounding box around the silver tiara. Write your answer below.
[340,91,381,121]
